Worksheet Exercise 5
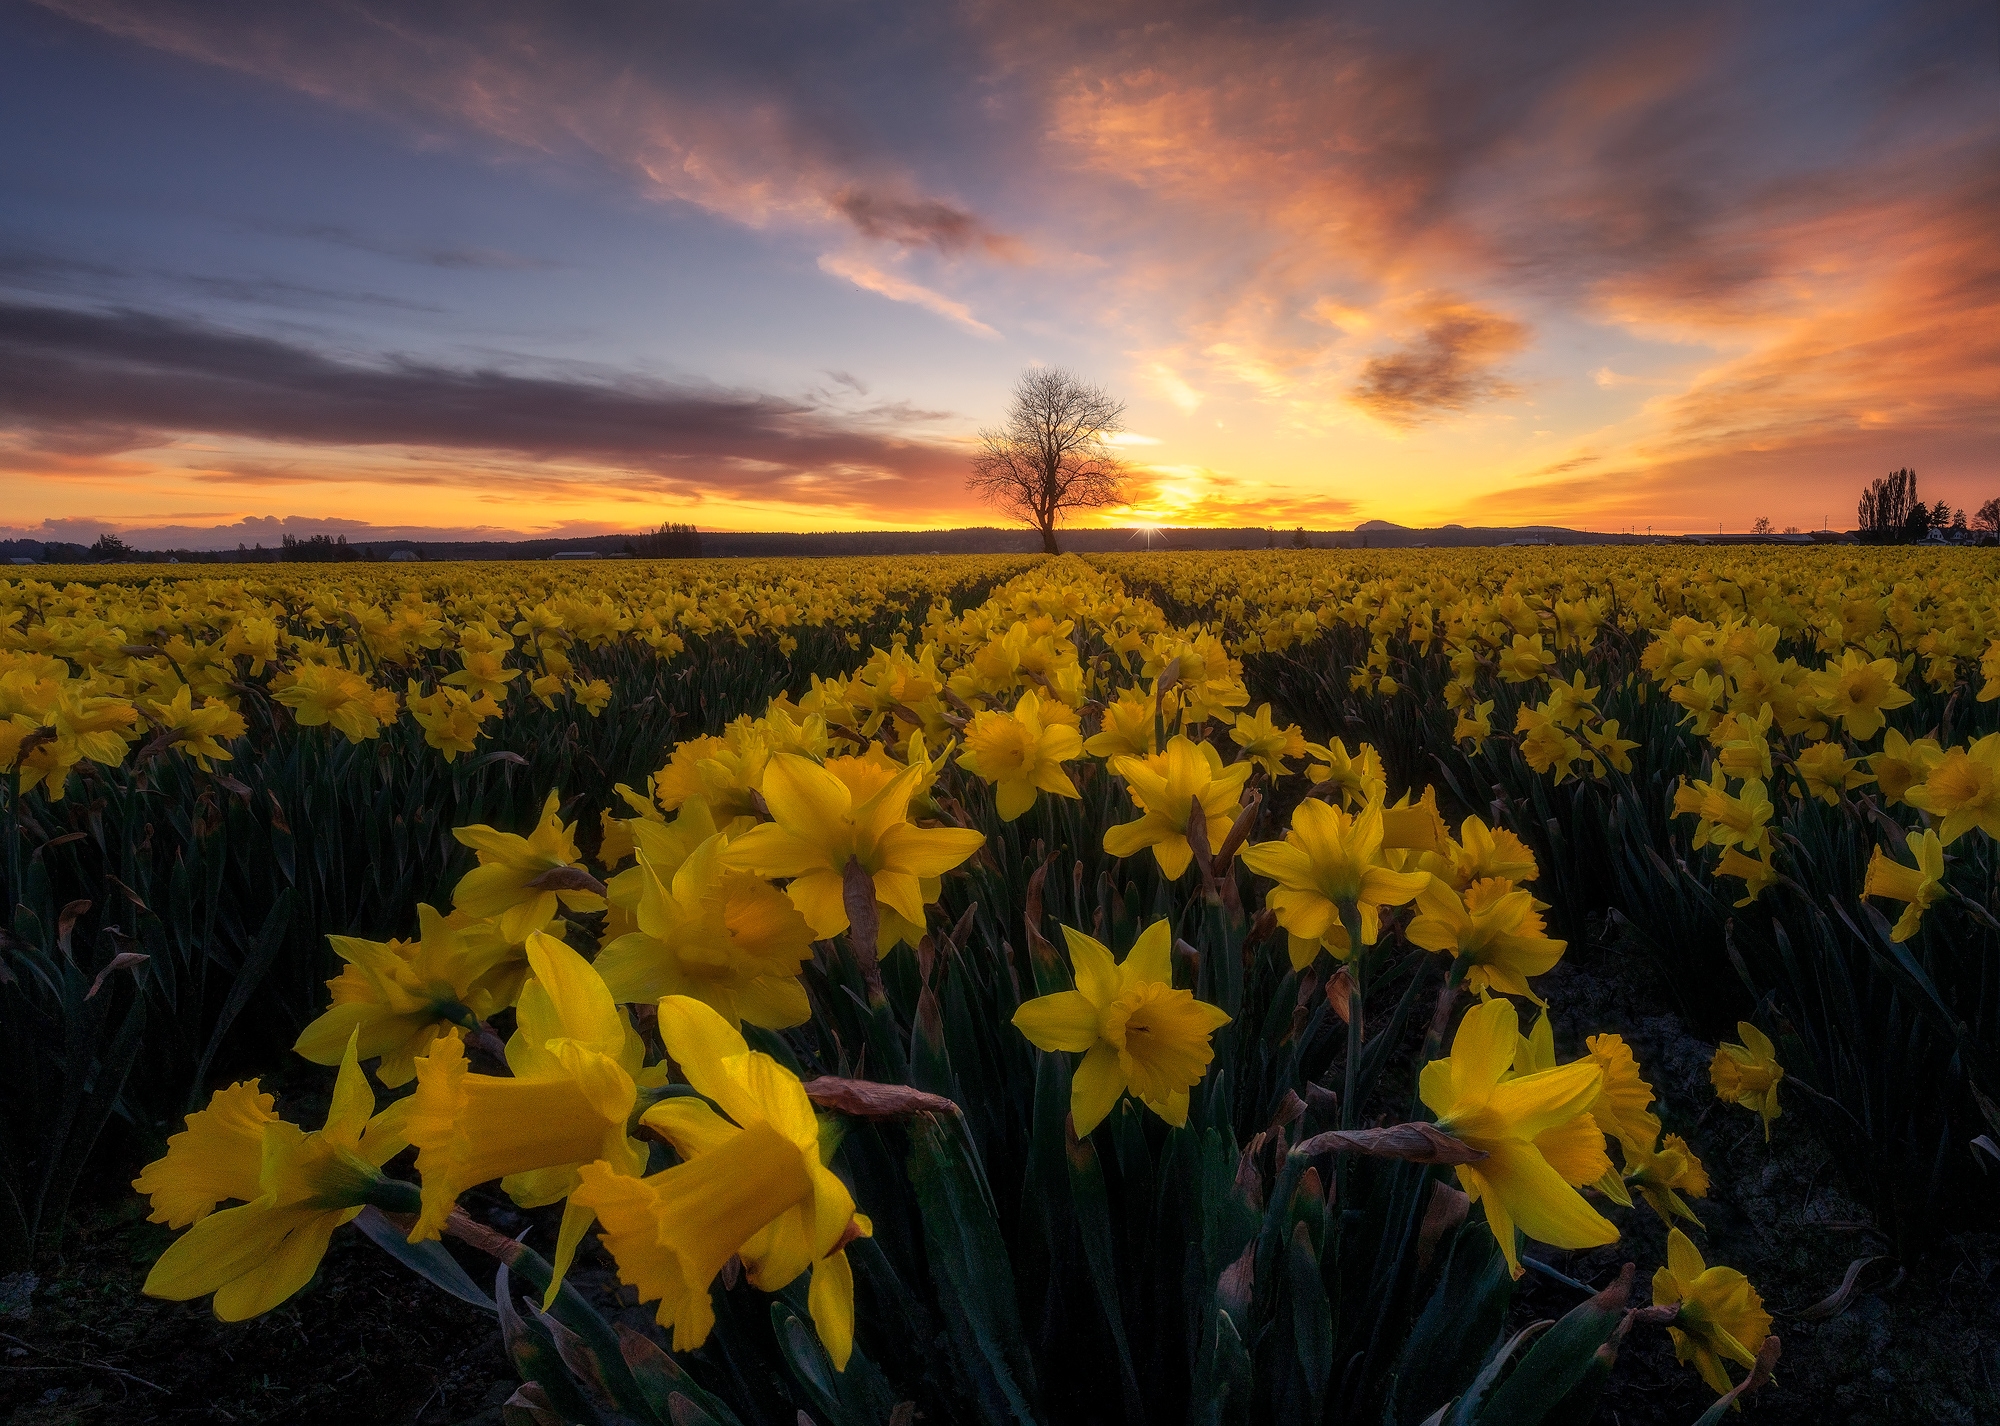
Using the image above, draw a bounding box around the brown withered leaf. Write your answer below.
[1327,967,1361,1039]
[85,951,148,999]
[1292,1123,1487,1165]
[803,1076,958,1120]
[525,866,608,897]
[1793,1255,1894,1321]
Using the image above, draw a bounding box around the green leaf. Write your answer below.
[1468,1267,1631,1426]
[1388,1222,1511,1425]
[905,1109,1040,1425]
[1066,1121,1144,1418]
[351,1206,494,1312]
[1287,1220,1333,1417]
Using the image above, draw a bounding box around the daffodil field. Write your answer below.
[6,547,1998,1424]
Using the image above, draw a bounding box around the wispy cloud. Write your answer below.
[816,253,1000,338]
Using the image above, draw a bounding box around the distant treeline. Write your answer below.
[4,522,1872,567]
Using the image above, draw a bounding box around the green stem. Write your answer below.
[1338,901,1366,1131]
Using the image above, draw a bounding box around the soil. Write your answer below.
[1517,937,2000,1425]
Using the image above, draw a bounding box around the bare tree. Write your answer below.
[968,368,1129,554]
[1751,515,1773,536]
[1975,497,2000,533]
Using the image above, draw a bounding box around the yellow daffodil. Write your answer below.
[1239,798,1431,969]
[1582,1032,1661,1153]
[143,685,246,770]
[723,752,986,952]
[1083,689,1158,759]
[1582,719,1639,775]
[572,996,871,1367]
[1861,827,1945,942]
[1454,699,1494,745]
[406,681,503,761]
[1418,998,1617,1277]
[594,833,814,1028]
[405,933,650,1296]
[443,647,520,702]
[452,790,607,942]
[1405,876,1566,1004]
[1516,704,1585,782]
[1380,786,1450,857]
[1791,740,1867,805]
[1903,734,2000,844]
[1652,1228,1773,1396]
[1011,919,1231,1135]
[1808,649,1913,742]
[134,1030,408,1320]
[1868,728,1943,806]
[1709,1022,1783,1139]
[1674,775,1774,857]
[1624,1133,1709,1228]
[1421,815,1540,891]
[274,663,392,742]
[1228,703,1307,779]
[1714,845,1781,905]
[956,689,1084,821]
[1103,736,1254,880]
[1302,737,1386,808]
[294,903,527,1086]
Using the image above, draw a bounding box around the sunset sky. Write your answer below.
[3,1,1996,546]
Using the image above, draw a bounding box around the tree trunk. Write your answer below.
[1040,524,1061,555]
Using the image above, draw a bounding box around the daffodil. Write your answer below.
[1302,737,1386,808]
[1582,719,1638,775]
[1674,776,1774,857]
[722,751,986,952]
[143,685,246,770]
[956,689,1083,821]
[1808,649,1913,742]
[1652,1228,1773,1396]
[1454,700,1494,745]
[1228,703,1307,779]
[1011,920,1231,1135]
[294,904,527,1086]
[1404,877,1566,1004]
[1903,734,2000,844]
[571,996,871,1367]
[1239,798,1431,969]
[1714,845,1781,906]
[1083,689,1157,759]
[1418,998,1617,1277]
[406,681,502,761]
[1861,827,1945,941]
[1623,1133,1709,1228]
[1103,736,1254,880]
[1709,1022,1783,1139]
[1868,728,1943,806]
[1791,740,1866,805]
[274,663,392,742]
[1582,1033,1661,1153]
[594,833,814,1028]
[1421,815,1540,891]
[443,647,520,702]
[134,1030,408,1320]
[452,790,607,942]
[405,932,650,1295]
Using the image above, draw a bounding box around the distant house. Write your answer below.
[388,550,419,562]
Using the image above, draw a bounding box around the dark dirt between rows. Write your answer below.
[7,949,1996,1425]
